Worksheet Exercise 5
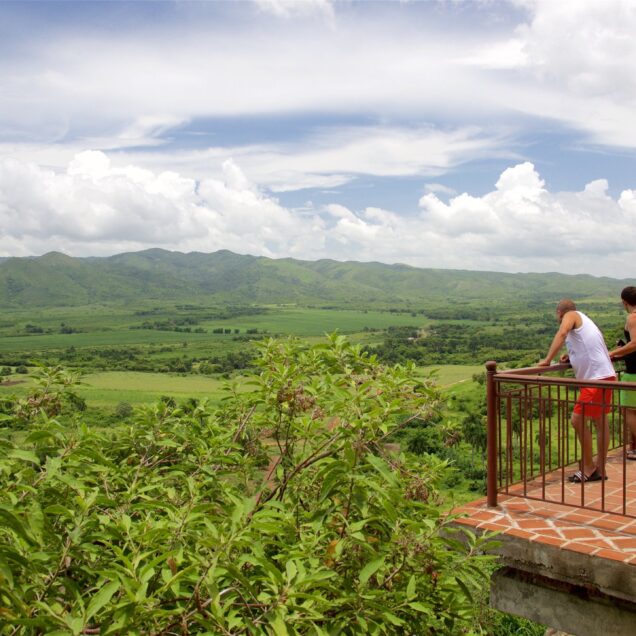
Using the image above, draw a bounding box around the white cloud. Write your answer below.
[67,150,112,179]
[2,0,635,190]
[318,161,636,275]
[0,4,537,145]
[0,124,509,194]
[100,124,510,193]
[466,0,636,147]
[253,0,335,21]
[424,183,457,196]
[415,161,635,268]
[0,152,322,259]
[2,153,635,277]
[116,115,188,147]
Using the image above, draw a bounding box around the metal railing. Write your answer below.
[486,361,636,517]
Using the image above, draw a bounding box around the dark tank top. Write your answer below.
[624,328,636,374]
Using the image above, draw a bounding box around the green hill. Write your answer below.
[0,249,628,308]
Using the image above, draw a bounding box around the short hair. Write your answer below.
[557,299,577,314]
[621,286,636,306]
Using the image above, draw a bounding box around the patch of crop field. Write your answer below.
[198,307,428,337]
[0,377,33,398]
[1,365,484,409]
[0,306,425,348]
[76,371,241,407]
[0,329,215,352]
[420,365,484,389]
[0,305,139,334]
[0,372,234,408]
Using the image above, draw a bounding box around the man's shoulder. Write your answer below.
[565,310,583,328]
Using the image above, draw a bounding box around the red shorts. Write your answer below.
[573,376,616,417]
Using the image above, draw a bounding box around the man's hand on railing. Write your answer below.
[538,353,569,367]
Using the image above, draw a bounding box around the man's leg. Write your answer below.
[571,412,596,476]
[626,408,636,455]
[591,412,609,476]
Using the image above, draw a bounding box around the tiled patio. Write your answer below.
[453,449,636,565]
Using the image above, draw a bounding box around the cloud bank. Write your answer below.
[2,0,636,154]
[1,153,634,278]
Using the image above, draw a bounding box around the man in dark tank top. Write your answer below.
[609,286,636,459]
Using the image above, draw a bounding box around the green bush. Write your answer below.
[3,364,85,427]
[114,401,134,419]
[0,336,497,634]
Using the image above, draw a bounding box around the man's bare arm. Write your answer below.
[539,313,577,366]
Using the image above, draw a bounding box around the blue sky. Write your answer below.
[1,0,636,277]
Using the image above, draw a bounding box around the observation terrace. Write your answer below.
[453,362,636,636]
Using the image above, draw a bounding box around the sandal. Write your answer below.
[568,469,607,483]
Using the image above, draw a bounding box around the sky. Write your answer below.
[1,0,636,277]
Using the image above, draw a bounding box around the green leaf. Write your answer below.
[285,560,297,582]
[0,507,35,545]
[64,614,85,635]
[44,504,74,518]
[44,456,62,481]
[23,429,57,444]
[454,575,474,603]
[8,449,40,465]
[156,564,197,595]
[406,574,416,599]
[0,545,31,568]
[269,612,289,635]
[86,580,120,620]
[319,462,346,501]
[358,556,384,587]
[0,559,14,587]
[381,611,404,626]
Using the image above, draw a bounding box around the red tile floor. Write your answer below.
[453,449,636,565]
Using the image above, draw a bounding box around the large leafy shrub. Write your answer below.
[0,335,495,634]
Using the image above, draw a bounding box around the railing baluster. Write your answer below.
[486,361,498,507]
[539,384,546,500]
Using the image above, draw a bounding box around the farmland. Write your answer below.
[0,302,485,416]
[1,250,630,634]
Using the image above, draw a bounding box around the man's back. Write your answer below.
[565,311,613,380]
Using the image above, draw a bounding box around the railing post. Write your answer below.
[486,360,498,507]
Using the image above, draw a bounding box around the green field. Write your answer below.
[0,290,622,420]
[0,364,482,410]
[76,365,482,408]
[0,371,230,408]
[76,371,231,407]
[0,305,426,357]
[421,364,483,387]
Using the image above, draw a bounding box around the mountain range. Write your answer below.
[0,249,628,308]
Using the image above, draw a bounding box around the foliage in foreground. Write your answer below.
[0,335,497,634]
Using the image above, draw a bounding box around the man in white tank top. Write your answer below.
[539,299,616,482]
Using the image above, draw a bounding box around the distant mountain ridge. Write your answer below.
[0,249,628,308]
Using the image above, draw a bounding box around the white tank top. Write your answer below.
[565,311,614,380]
